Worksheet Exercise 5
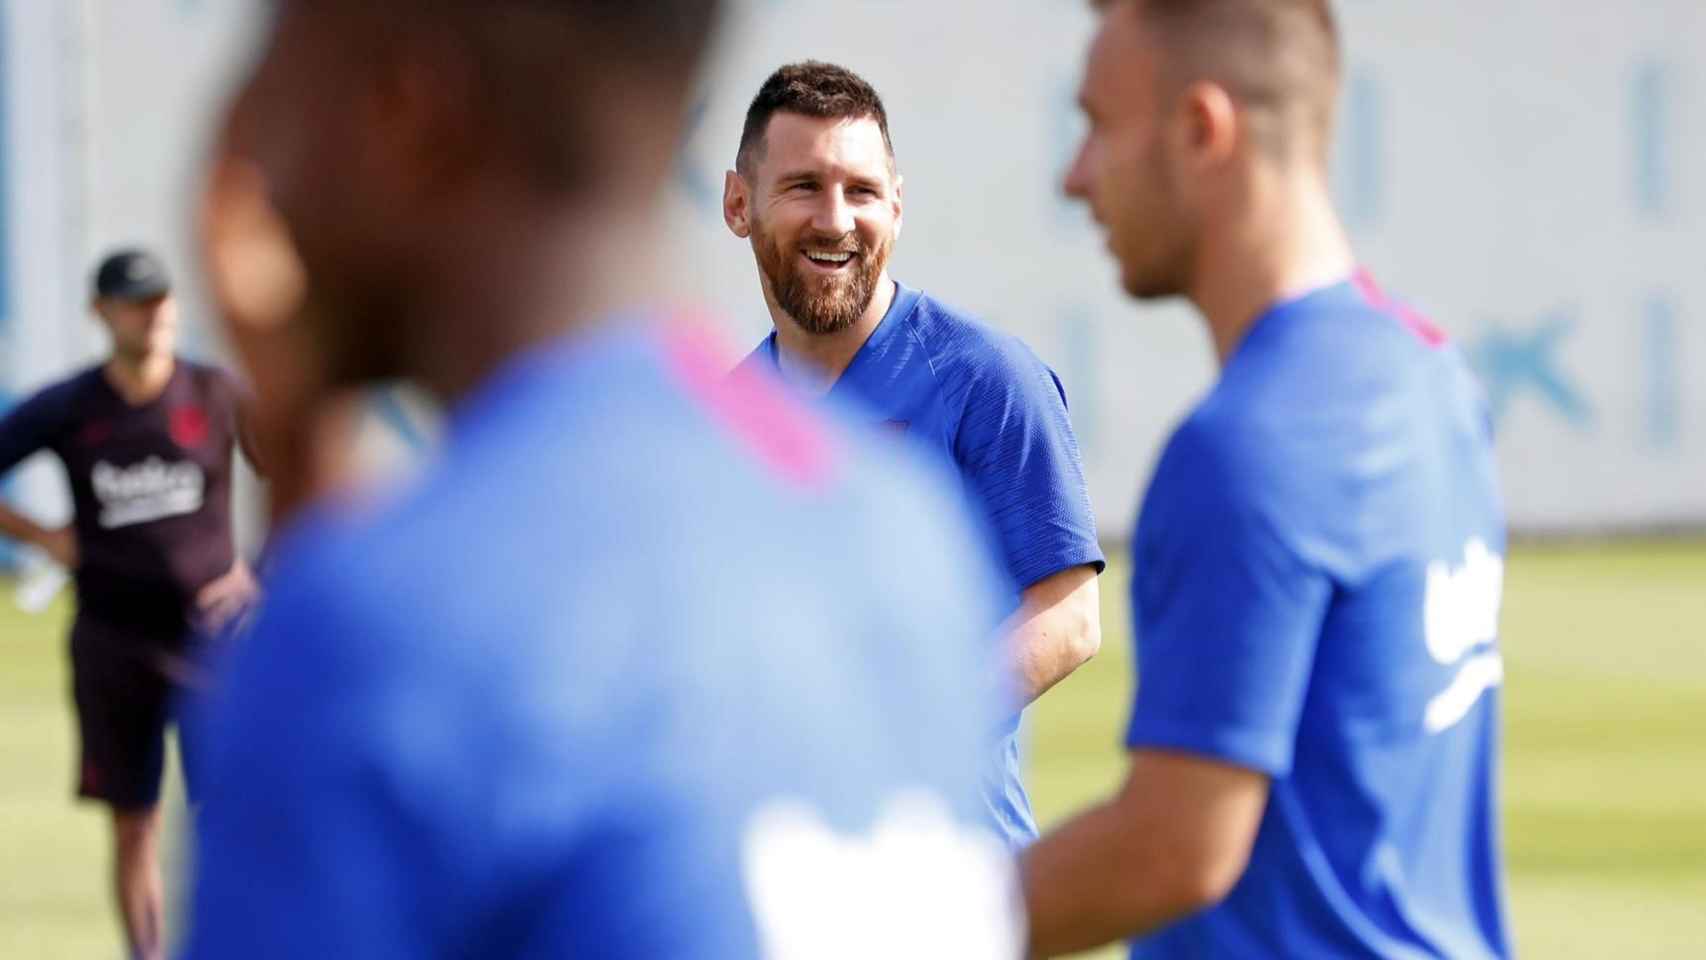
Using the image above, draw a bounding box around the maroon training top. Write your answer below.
[0,358,243,634]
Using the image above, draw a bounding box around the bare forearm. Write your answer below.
[1022,752,1269,957]
[0,502,51,546]
[1010,621,1091,705]
[1007,567,1102,705]
[1022,799,1194,957]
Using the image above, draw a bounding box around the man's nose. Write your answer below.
[811,186,856,238]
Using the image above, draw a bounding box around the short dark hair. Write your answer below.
[1105,0,1342,162]
[736,61,894,177]
[328,0,725,192]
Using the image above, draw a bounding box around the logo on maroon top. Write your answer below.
[170,406,210,449]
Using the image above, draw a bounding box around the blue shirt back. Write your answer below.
[184,324,1023,959]
[1126,275,1510,958]
[743,282,1105,847]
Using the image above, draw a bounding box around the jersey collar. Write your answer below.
[764,280,925,400]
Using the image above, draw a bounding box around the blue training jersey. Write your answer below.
[741,281,1105,847]
[1125,273,1510,958]
[183,322,1024,959]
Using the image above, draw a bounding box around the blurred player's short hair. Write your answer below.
[1101,0,1342,163]
[737,61,895,177]
[350,0,725,193]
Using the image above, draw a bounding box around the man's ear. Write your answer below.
[892,173,904,242]
[1178,81,1239,169]
[724,170,752,239]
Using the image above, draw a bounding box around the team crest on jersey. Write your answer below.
[170,405,210,449]
[742,791,1022,958]
[882,420,910,434]
[1422,538,1505,734]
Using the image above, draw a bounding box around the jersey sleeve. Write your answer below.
[207,365,264,473]
[952,338,1104,592]
[1124,418,1332,777]
[0,380,73,476]
[182,557,449,959]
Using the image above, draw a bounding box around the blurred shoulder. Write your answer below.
[0,366,103,434]
[22,365,105,405]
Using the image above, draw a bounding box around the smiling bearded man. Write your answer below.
[725,61,1107,852]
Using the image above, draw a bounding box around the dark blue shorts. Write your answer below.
[70,613,203,811]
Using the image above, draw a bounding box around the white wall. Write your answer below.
[3,0,1701,542]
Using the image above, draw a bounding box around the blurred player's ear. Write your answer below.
[723,170,752,238]
[1178,82,1240,169]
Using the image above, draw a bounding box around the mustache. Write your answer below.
[797,234,862,255]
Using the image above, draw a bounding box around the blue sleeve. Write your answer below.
[0,381,71,476]
[952,338,1104,591]
[183,561,454,959]
[1124,420,1331,777]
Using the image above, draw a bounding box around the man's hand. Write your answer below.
[38,525,77,570]
[195,561,260,636]
[0,505,77,570]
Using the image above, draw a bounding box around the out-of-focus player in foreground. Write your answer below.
[186,2,1024,958]
[0,249,255,960]
[1022,1,1510,956]
[726,63,1105,848]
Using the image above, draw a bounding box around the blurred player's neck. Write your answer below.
[104,348,175,406]
[404,199,663,407]
[1189,166,1354,368]
[770,274,897,395]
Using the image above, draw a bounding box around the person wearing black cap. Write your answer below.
[0,247,256,960]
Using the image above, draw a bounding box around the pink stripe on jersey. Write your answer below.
[1352,268,1448,348]
[660,324,839,489]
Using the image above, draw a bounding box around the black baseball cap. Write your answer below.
[93,248,171,302]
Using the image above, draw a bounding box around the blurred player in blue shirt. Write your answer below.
[725,62,1107,849]
[183,3,1026,957]
[1022,2,1511,957]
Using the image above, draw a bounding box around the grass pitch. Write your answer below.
[3,541,1703,958]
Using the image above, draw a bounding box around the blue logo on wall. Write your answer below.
[1333,62,1384,232]
[1630,61,1673,221]
[1644,297,1680,451]
[1470,312,1593,429]
[676,99,720,214]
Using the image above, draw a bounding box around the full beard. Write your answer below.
[754,222,890,336]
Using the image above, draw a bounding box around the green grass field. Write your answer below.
[3,542,1703,958]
